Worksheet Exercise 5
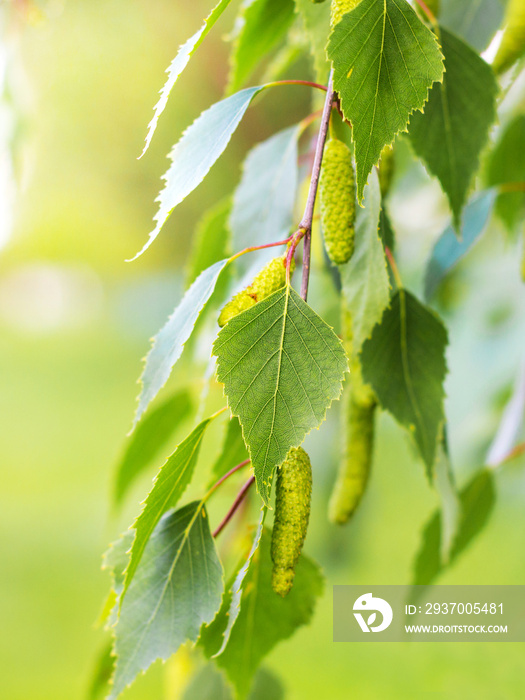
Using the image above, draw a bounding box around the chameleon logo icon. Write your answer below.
[353,593,393,633]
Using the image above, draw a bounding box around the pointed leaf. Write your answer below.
[413,469,496,585]
[87,642,114,700]
[434,432,460,564]
[408,28,498,228]
[136,259,229,425]
[230,125,300,257]
[361,289,448,473]
[328,0,444,201]
[140,0,234,156]
[101,531,135,629]
[293,0,331,81]
[340,169,390,354]
[213,528,323,699]
[109,503,223,700]
[133,87,264,259]
[113,390,192,507]
[213,286,348,503]
[424,190,496,300]
[123,414,219,598]
[228,0,296,93]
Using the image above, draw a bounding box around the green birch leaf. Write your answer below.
[378,207,395,252]
[441,0,505,52]
[140,0,234,157]
[228,0,296,93]
[186,199,232,287]
[424,190,496,300]
[361,289,448,473]
[212,527,323,699]
[328,0,444,202]
[230,125,300,258]
[136,259,230,426]
[133,87,264,260]
[181,665,284,700]
[486,114,525,235]
[408,28,498,229]
[213,286,348,504]
[113,390,193,507]
[413,469,496,585]
[293,0,331,81]
[210,417,249,483]
[340,169,390,354]
[109,503,223,700]
[215,509,266,656]
[123,414,219,598]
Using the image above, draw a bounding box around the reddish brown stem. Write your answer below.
[269,80,328,92]
[299,70,335,301]
[209,459,251,494]
[385,246,403,288]
[414,0,437,24]
[213,476,256,537]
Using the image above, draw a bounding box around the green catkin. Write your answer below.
[493,0,525,75]
[271,447,312,597]
[378,144,395,199]
[328,304,377,524]
[330,0,361,28]
[218,255,293,327]
[319,138,356,265]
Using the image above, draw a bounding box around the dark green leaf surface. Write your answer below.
[214,286,348,503]
[408,28,498,228]
[361,289,448,472]
[113,390,192,507]
[134,87,263,259]
[413,470,496,585]
[328,0,444,201]
[228,0,296,93]
[136,259,230,425]
[424,190,496,300]
[486,114,525,235]
[186,199,232,286]
[294,0,331,81]
[340,169,390,355]
[123,415,217,598]
[140,0,234,156]
[109,503,223,700]
[230,125,300,258]
[213,528,323,699]
[441,0,505,52]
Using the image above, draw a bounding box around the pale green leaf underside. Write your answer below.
[340,168,390,355]
[132,87,263,260]
[215,508,266,656]
[228,0,296,93]
[113,389,193,507]
[328,0,444,201]
[408,28,498,229]
[361,289,448,472]
[136,259,229,426]
[123,415,217,599]
[213,527,323,699]
[109,503,223,700]
[140,0,234,157]
[213,286,348,504]
[230,125,300,260]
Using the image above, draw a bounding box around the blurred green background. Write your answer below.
[1,1,524,699]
